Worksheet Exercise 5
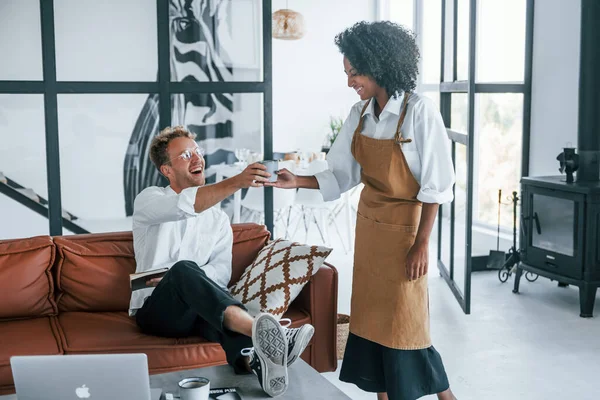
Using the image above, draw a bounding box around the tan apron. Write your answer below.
[349,94,431,350]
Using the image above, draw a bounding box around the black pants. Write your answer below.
[135,260,253,373]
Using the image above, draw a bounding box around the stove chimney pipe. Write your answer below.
[576,0,600,182]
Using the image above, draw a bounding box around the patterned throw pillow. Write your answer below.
[229,238,332,319]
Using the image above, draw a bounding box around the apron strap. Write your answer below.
[353,93,411,143]
[353,99,372,138]
[394,92,412,144]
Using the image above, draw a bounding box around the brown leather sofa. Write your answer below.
[0,223,338,395]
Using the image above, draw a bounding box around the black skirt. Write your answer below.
[339,333,449,400]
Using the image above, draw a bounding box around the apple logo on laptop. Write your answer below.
[75,384,91,398]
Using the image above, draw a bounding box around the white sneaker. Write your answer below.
[243,313,288,397]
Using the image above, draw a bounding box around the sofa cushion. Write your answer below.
[56,307,309,373]
[56,311,224,372]
[0,236,57,319]
[229,239,332,319]
[0,317,63,393]
[54,232,136,312]
[54,225,269,313]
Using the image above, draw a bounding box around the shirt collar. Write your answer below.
[363,91,405,117]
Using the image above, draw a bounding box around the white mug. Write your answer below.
[260,160,278,183]
[178,377,210,400]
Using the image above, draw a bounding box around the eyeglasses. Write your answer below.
[167,146,205,164]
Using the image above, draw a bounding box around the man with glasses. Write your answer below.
[129,126,314,397]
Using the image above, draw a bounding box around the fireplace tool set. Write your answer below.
[497,191,538,283]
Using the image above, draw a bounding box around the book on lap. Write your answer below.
[130,268,169,291]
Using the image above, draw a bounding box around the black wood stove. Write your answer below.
[516,177,600,317]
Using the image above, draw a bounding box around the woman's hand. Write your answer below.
[264,168,298,189]
[405,240,429,281]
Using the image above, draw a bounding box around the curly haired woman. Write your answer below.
[269,21,457,400]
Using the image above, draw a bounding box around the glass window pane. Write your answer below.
[0,94,48,239]
[58,94,159,234]
[443,0,455,82]
[54,0,158,81]
[451,93,468,133]
[0,95,47,198]
[0,0,43,80]
[0,197,51,240]
[476,0,526,82]
[453,144,468,293]
[420,0,442,84]
[390,0,414,32]
[456,0,470,81]
[474,93,523,231]
[170,0,263,82]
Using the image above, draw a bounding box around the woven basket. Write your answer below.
[336,314,350,359]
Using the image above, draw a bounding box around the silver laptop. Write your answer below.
[10,354,162,400]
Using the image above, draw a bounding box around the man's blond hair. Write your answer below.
[149,126,197,170]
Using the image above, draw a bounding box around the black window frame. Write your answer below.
[435,0,535,314]
[0,0,275,236]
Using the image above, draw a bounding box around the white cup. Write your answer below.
[178,377,210,400]
[260,160,278,183]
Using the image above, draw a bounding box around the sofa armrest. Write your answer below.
[294,262,338,373]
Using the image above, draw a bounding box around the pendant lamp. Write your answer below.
[272,1,305,40]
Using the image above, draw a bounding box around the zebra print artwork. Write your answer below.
[123,0,240,216]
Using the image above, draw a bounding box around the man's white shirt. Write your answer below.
[129,185,233,315]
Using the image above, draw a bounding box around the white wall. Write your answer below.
[272,0,376,153]
[529,0,581,176]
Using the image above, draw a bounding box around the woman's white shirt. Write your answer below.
[314,92,455,204]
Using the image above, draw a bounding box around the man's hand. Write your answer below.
[146,277,163,287]
[234,163,271,189]
[264,168,297,189]
[405,240,429,281]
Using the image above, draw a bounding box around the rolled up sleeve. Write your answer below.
[315,169,342,202]
[133,186,200,227]
[316,104,362,202]
[413,98,456,204]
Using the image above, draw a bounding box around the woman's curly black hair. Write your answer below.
[335,21,420,97]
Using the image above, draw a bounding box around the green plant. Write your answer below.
[325,116,344,148]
